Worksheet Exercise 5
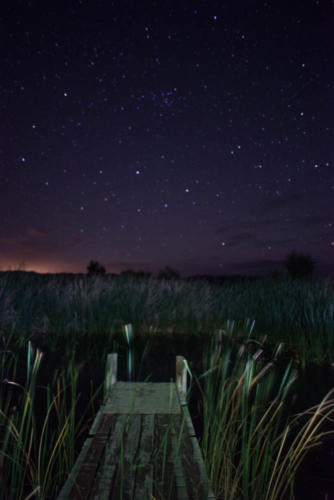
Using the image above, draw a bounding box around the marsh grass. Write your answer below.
[0,271,333,364]
[2,328,334,499]
[0,342,102,499]
[198,321,334,499]
[1,272,334,498]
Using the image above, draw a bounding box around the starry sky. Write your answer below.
[0,0,333,278]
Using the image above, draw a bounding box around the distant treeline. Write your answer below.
[0,250,321,283]
[84,251,318,281]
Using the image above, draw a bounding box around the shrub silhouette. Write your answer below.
[284,251,315,279]
[157,266,180,280]
[87,260,106,276]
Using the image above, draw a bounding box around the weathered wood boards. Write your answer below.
[103,382,181,415]
[58,354,214,500]
[58,381,214,499]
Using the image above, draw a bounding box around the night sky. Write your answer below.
[1,1,333,278]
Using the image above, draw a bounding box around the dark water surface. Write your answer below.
[291,365,334,500]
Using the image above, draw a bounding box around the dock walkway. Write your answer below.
[57,355,214,499]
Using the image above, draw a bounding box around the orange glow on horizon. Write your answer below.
[0,260,123,274]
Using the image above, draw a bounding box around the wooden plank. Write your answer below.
[110,414,142,500]
[180,403,196,437]
[88,406,106,436]
[58,371,215,499]
[171,427,189,500]
[176,355,188,405]
[189,436,215,500]
[176,389,215,499]
[172,413,214,500]
[104,353,118,398]
[133,414,154,498]
[57,415,125,499]
[92,413,118,437]
[69,436,109,499]
[92,414,127,497]
[104,414,152,500]
[153,414,177,500]
[104,382,181,414]
[57,437,96,500]
[92,464,117,500]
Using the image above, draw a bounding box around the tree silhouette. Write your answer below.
[87,260,106,276]
[157,266,180,280]
[284,251,315,279]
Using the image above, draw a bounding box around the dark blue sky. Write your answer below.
[0,0,333,277]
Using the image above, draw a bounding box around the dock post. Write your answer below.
[176,355,187,404]
[104,352,118,399]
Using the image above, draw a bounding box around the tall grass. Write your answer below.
[0,341,101,499]
[0,271,333,364]
[1,272,334,497]
[198,321,334,499]
[1,324,334,498]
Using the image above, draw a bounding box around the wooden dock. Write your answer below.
[57,354,214,499]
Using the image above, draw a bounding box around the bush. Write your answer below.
[86,260,106,276]
[285,251,315,279]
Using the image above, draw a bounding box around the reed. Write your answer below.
[0,342,101,499]
[1,271,334,497]
[0,271,333,364]
[124,323,134,380]
[198,321,334,499]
